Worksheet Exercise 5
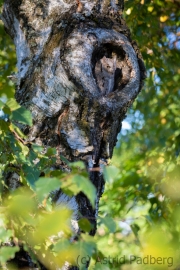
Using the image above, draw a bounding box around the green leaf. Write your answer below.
[93,263,110,270]
[80,234,96,256]
[99,216,116,233]
[0,228,13,244]
[46,147,56,156]
[0,119,9,133]
[130,224,140,239]
[53,239,70,253]
[33,208,72,242]
[6,98,20,111]
[167,163,175,172]
[0,100,4,109]
[71,175,96,208]
[52,239,80,268]
[23,164,40,188]
[69,161,86,170]
[103,166,120,184]
[10,106,32,126]
[60,155,70,166]
[10,122,27,138]
[0,246,19,264]
[32,144,44,153]
[143,215,153,225]
[7,189,37,220]
[35,177,61,201]
[78,218,93,233]
[77,234,96,270]
[2,105,11,115]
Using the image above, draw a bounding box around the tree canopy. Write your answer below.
[0,0,180,269]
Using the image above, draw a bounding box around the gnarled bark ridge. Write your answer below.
[2,0,145,268]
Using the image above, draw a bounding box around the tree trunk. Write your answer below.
[2,0,145,268]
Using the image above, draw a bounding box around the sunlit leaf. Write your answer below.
[99,216,116,233]
[70,175,96,208]
[6,98,20,111]
[103,166,120,184]
[6,189,37,220]
[10,106,32,126]
[32,208,72,242]
[0,228,13,244]
[0,246,19,264]
[35,177,61,202]
[160,15,169,22]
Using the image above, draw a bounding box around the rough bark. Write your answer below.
[2,0,145,268]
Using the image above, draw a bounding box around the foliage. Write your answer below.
[94,1,180,269]
[0,0,180,269]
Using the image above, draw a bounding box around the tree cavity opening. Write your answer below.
[92,43,130,95]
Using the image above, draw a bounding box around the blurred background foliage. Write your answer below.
[0,0,180,269]
[96,0,180,269]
